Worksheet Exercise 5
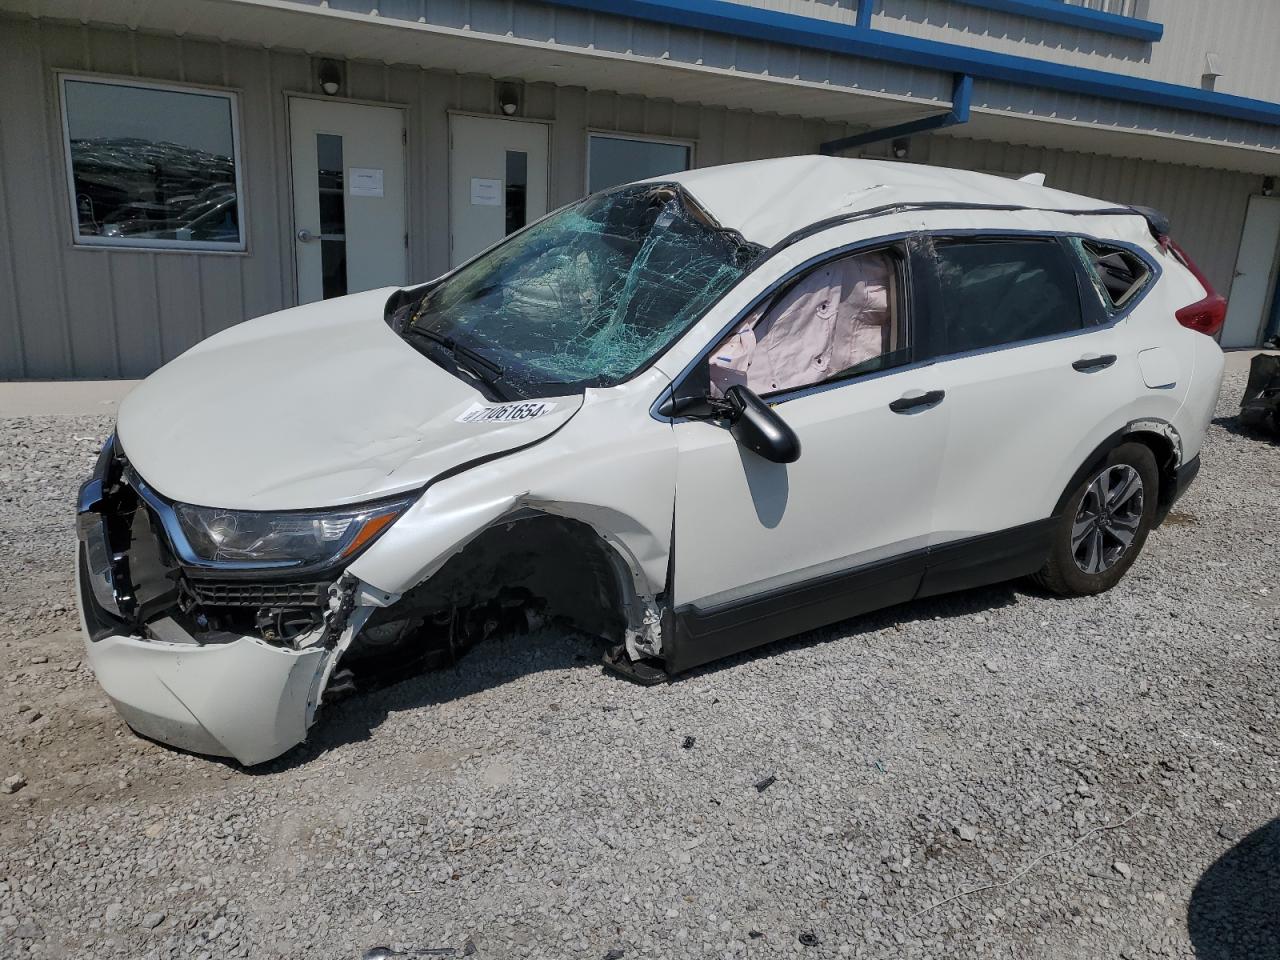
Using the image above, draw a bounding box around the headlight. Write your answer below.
[174,496,415,566]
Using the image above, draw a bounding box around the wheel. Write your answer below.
[1034,442,1159,597]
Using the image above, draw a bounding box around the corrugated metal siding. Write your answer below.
[873,0,1156,76]
[0,16,868,378]
[870,0,1280,104]
[972,79,1280,151]
[0,15,1264,378]
[913,133,1257,294]
[1141,0,1280,103]
[305,0,954,107]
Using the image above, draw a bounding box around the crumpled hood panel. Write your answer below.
[116,289,582,510]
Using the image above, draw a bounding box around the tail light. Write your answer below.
[1162,237,1228,337]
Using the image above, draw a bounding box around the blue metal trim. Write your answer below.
[855,0,874,28]
[947,0,1163,43]
[821,74,972,154]
[539,0,1280,127]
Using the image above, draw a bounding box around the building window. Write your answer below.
[59,75,245,251]
[587,133,692,194]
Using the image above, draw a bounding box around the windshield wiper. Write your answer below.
[402,326,509,398]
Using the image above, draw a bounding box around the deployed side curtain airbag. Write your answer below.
[709,251,893,397]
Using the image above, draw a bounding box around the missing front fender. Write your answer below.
[343,513,665,677]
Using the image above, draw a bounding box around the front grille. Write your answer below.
[186,580,330,608]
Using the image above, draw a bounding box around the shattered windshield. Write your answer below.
[397,183,762,398]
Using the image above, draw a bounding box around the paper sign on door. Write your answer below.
[349,168,384,197]
[470,178,502,206]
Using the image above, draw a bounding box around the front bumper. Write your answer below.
[74,436,347,766]
[76,547,329,765]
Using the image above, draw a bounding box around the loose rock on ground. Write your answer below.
[0,372,1277,958]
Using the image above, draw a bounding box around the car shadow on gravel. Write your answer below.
[678,580,1023,680]
[1188,818,1280,958]
[247,633,604,775]
[1211,413,1278,444]
[250,582,1022,773]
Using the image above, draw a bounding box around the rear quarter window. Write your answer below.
[1070,238,1153,313]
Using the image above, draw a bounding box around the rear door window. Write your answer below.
[928,238,1085,355]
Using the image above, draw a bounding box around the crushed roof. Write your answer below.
[657,155,1122,247]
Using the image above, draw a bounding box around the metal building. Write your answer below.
[2,0,1278,379]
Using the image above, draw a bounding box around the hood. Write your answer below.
[116,289,582,510]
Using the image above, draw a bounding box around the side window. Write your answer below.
[707,247,908,399]
[1071,238,1152,312]
[931,238,1084,355]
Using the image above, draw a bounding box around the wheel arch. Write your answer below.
[1053,418,1183,519]
[353,507,663,664]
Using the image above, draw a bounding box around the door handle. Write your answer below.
[296,228,317,243]
[1072,353,1117,372]
[889,389,945,413]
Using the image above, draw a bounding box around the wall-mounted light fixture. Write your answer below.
[1264,177,1276,198]
[891,137,910,160]
[498,83,520,116]
[318,60,342,97]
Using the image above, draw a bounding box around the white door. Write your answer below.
[671,245,945,628]
[289,97,406,304]
[1222,195,1280,348]
[919,237,1131,543]
[449,115,549,267]
[672,374,947,607]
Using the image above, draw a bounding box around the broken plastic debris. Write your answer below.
[682,736,696,750]
[362,941,476,959]
[603,950,625,960]
[798,932,821,947]
[1240,352,1280,436]
[754,774,777,793]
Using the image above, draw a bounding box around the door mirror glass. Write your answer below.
[725,385,801,463]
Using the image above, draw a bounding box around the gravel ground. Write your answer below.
[1,370,1277,960]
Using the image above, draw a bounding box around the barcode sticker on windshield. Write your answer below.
[456,400,558,424]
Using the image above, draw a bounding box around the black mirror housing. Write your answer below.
[725,385,801,464]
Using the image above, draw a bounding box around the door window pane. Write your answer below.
[709,249,905,398]
[588,135,691,193]
[316,133,347,299]
[505,150,528,235]
[931,239,1083,355]
[61,76,243,249]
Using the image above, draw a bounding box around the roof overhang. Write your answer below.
[955,109,1280,177]
[0,0,946,128]
[4,0,1277,175]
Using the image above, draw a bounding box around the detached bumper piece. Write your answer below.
[74,436,337,765]
[1240,353,1280,437]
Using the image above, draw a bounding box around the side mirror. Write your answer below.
[724,385,801,464]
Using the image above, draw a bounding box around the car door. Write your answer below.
[664,241,949,672]
[912,234,1131,592]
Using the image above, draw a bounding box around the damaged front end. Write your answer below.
[75,435,398,765]
[75,436,668,764]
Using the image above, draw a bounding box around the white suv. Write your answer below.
[75,157,1226,765]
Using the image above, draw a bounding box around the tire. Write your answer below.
[1033,441,1159,597]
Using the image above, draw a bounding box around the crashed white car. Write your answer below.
[76,157,1225,765]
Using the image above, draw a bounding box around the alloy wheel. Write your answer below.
[1071,464,1144,575]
